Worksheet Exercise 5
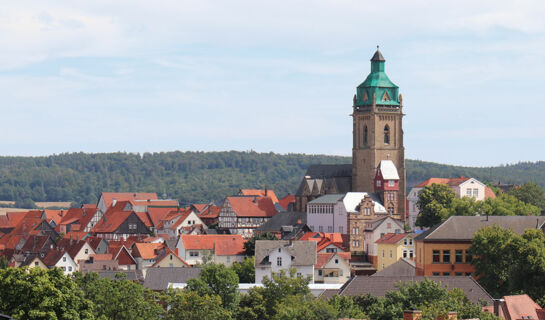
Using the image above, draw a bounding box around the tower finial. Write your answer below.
[377,45,379,50]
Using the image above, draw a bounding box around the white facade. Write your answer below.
[255,245,315,284]
[158,211,206,238]
[364,217,404,257]
[73,242,96,267]
[407,178,488,230]
[54,252,78,275]
[314,254,351,284]
[306,194,346,234]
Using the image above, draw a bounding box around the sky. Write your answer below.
[1,1,544,167]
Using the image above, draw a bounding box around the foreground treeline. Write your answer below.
[0,264,498,320]
[0,151,543,205]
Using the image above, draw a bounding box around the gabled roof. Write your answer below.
[92,210,148,233]
[240,189,279,203]
[339,276,493,305]
[377,160,400,180]
[20,235,52,253]
[364,217,404,231]
[256,211,306,234]
[191,204,208,213]
[100,192,158,208]
[372,258,416,277]
[502,294,545,320]
[308,194,344,205]
[278,195,296,210]
[132,243,164,260]
[151,248,189,267]
[255,240,317,267]
[375,233,410,245]
[147,207,180,228]
[180,235,245,255]
[86,236,106,251]
[226,196,277,218]
[300,232,347,252]
[199,205,221,220]
[144,268,202,291]
[42,249,70,267]
[57,239,91,260]
[315,252,351,268]
[414,177,470,188]
[415,216,545,242]
[343,192,387,214]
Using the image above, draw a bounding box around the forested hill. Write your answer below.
[0,151,543,206]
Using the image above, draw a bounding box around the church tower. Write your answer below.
[351,48,406,218]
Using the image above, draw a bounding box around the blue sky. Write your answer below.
[1,1,544,166]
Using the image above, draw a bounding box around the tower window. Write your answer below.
[363,126,368,146]
[384,125,390,144]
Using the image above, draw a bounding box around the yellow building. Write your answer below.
[376,233,415,271]
[151,249,190,268]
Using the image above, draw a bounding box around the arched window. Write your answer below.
[363,126,368,145]
[384,125,390,145]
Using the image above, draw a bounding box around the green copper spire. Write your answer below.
[355,47,399,107]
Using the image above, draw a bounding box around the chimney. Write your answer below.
[265,188,268,197]
[403,310,422,320]
[437,312,457,320]
[493,299,504,316]
[112,198,117,207]
[296,219,302,225]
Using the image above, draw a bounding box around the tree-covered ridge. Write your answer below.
[0,151,543,205]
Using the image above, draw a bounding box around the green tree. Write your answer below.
[0,256,8,269]
[508,182,545,210]
[480,193,540,216]
[0,267,94,320]
[244,232,277,256]
[237,287,267,320]
[164,289,232,320]
[74,272,163,320]
[416,184,456,227]
[231,257,255,283]
[272,295,337,320]
[258,268,312,318]
[327,295,367,319]
[185,263,240,311]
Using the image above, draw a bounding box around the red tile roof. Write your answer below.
[90,254,113,261]
[484,186,497,199]
[57,239,91,260]
[42,249,67,267]
[199,205,221,220]
[375,233,409,244]
[20,235,52,253]
[191,204,208,213]
[240,189,279,203]
[180,235,245,255]
[132,242,164,260]
[147,207,179,228]
[100,192,158,208]
[227,196,278,218]
[64,231,89,241]
[415,177,471,188]
[278,195,296,210]
[300,232,348,252]
[315,252,351,268]
[86,236,105,251]
[43,210,65,225]
[503,294,544,320]
[134,199,179,207]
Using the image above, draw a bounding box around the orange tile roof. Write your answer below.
[191,204,208,213]
[503,294,544,320]
[134,199,179,207]
[375,233,409,244]
[135,212,153,228]
[43,210,64,225]
[484,186,497,199]
[90,254,113,261]
[227,196,278,218]
[180,235,245,255]
[147,207,179,227]
[278,195,296,210]
[240,189,279,203]
[63,231,89,241]
[315,252,351,268]
[415,177,470,188]
[6,212,28,227]
[101,192,158,208]
[82,204,97,209]
[199,205,221,219]
[300,232,348,252]
[132,242,164,260]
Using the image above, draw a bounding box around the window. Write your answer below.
[327,226,333,232]
[388,180,395,187]
[403,250,407,258]
[85,249,88,254]
[277,257,282,266]
[409,238,413,246]
[455,250,463,263]
[63,256,66,262]
[352,240,359,247]
[384,125,390,144]
[465,272,472,276]
[326,248,337,253]
[465,250,472,263]
[388,206,394,214]
[226,256,231,263]
[34,261,39,266]
[363,126,368,145]
[473,188,479,197]
[339,226,343,233]
[409,250,414,258]
[443,250,450,263]
[169,263,174,267]
[340,270,343,276]
[364,208,371,215]
[334,259,339,264]
[382,250,385,258]
[455,272,463,276]
[442,272,450,276]
[389,250,392,258]
[68,266,72,272]
[62,267,66,271]
[352,227,359,234]
[432,272,440,276]
[319,226,323,232]
[318,270,322,276]
[376,180,382,187]
[170,255,173,260]
[189,251,199,257]
[432,250,440,263]
[466,189,472,197]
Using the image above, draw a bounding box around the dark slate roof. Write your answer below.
[256,212,308,240]
[305,164,352,178]
[319,289,340,300]
[415,216,545,242]
[164,239,178,251]
[94,270,143,282]
[144,267,202,291]
[339,276,493,305]
[372,258,416,277]
[255,240,317,267]
[371,49,385,62]
[308,194,344,204]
